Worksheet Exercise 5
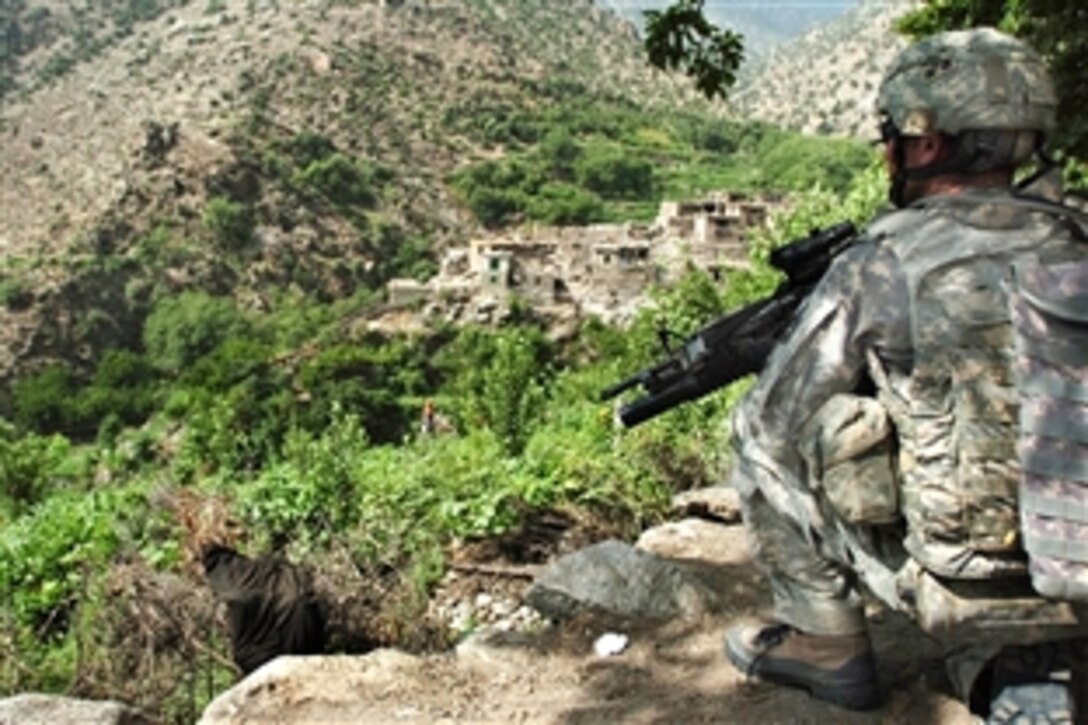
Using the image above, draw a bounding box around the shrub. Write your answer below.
[0,488,124,687]
[574,147,657,199]
[180,337,274,392]
[463,185,525,229]
[281,130,336,165]
[202,196,255,251]
[296,341,421,444]
[143,292,250,374]
[12,364,75,434]
[537,128,582,180]
[758,135,875,195]
[84,349,158,419]
[232,408,368,545]
[0,419,71,519]
[525,182,604,225]
[294,153,380,209]
[0,277,34,310]
[436,326,553,454]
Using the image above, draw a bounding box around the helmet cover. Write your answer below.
[876,28,1056,137]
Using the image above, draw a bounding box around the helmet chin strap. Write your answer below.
[887,127,1026,208]
[886,123,910,208]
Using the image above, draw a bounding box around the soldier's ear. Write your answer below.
[919,132,951,165]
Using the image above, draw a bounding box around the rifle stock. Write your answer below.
[600,221,857,427]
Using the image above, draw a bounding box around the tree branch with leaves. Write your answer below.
[642,0,744,101]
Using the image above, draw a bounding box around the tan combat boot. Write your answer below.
[725,618,881,711]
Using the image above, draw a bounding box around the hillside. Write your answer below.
[0,0,700,256]
[729,0,921,138]
[0,3,912,721]
[1,0,718,253]
[0,0,712,388]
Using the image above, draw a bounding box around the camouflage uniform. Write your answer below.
[725,27,1088,713]
[728,188,1088,693]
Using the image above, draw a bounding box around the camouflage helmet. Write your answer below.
[876,28,1057,137]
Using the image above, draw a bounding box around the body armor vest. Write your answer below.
[1009,222,1088,600]
[868,193,1076,580]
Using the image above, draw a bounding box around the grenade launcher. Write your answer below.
[599,221,858,427]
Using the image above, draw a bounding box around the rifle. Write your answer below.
[599,221,858,427]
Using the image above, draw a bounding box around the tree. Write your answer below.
[895,1,1087,167]
[143,292,250,374]
[648,0,1086,176]
[643,0,744,101]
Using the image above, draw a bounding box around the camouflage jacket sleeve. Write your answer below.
[728,228,911,532]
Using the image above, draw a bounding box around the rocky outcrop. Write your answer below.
[198,486,756,724]
[163,484,973,725]
[730,0,923,139]
[0,694,153,725]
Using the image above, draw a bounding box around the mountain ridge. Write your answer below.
[730,0,921,138]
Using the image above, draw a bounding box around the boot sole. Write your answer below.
[986,642,1080,724]
[725,630,881,711]
[988,682,1075,725]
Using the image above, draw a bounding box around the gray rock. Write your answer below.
[636,517,752,567]
[198,652,421,725]
[670,486,742,524]
[0,694,152,725]
[525,539,719,621]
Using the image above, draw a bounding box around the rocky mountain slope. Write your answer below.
[0,0,708,388]
[0,0,908,391]
[729,0,922,138]
[1,0,697,258]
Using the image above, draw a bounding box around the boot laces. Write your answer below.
[754,623,794,649]
[745,623,795,675]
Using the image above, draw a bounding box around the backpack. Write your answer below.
[1007,203,1088,601]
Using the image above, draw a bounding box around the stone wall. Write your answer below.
[390,191,781,325]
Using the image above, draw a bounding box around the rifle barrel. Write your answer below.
[617,375,706,427]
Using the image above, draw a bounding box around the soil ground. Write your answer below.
[205,521,984,724]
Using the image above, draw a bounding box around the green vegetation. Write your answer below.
[446,92,876,227]
[0,276,33,311]
[202,197,256,251]
[0,162,888,719]
[643,0,745,100]
[0,2,892,718]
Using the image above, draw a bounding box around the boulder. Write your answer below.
[670,486,743,524]
[636,517,751,567]
[525,538,723,621]
[198,652,420,725]
[0,694,152,725]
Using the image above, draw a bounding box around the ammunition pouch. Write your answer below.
[801,394,899,525]
[899,561,1088,646]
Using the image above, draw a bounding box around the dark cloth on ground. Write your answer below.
[201,545,326,675]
